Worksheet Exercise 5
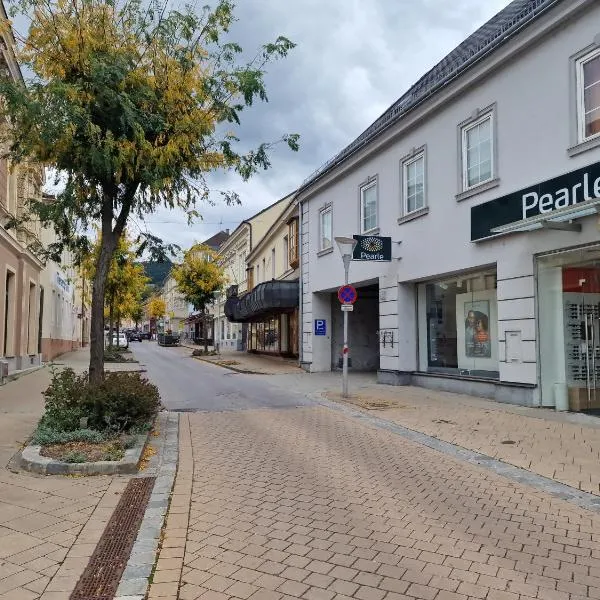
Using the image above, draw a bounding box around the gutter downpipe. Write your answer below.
[242,219,251,351]
[297,196,303,368]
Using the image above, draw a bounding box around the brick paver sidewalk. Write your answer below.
[323,385,600,496]
[0,351,132,599]
[177,343,303,375]
[149,407,600,600]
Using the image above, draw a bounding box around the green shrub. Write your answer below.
[83,372,161,432]
[40,368,88,431]
[32,427,106,445]
[38,369,161,436]
[61,451,87,463]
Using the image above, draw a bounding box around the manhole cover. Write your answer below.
[70,476,155,600]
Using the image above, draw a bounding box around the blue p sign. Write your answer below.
[314,319,327,336]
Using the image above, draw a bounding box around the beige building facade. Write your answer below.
[0,15,45,374]
[242,197,300,356]
[211,198,289,351]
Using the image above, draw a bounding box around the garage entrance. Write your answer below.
[331,283,379,371]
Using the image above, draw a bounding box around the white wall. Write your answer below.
[300,0,600,390]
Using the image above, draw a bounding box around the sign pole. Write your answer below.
[342,254,351,398]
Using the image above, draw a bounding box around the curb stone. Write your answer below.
[115,410,179,600]
[18,432,149,475]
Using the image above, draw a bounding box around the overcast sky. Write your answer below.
[131,0,510,248]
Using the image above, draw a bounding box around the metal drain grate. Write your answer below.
[70,476,156,600]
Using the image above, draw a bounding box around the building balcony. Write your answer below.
[224,279,299,323]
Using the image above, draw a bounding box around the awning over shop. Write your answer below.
[225,279,299,323]
[184,312,212,325]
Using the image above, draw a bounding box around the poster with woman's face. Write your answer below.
[465,301,491,358]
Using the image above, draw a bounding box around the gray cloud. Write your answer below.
[136,0,510,248]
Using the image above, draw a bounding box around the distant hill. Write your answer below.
[140,261,172,287]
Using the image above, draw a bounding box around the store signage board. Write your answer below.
[352,235,392,261]
[471,160,600,241]
[314,319,327,336]
[338,285,358,304]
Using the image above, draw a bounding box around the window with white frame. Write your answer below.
[360,181,377,233]
[577,47,600,142]
[462,114,493,190]
[319,206,332,251]
[402,152,425,214]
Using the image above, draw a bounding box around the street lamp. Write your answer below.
[335,236,358,398]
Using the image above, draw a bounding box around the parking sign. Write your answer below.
[314,319,327,336]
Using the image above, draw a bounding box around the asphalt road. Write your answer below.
[131,341,315,412]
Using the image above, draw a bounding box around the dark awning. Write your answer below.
[225,279,299,323]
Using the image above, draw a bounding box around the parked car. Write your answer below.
[109,332,129,350]
[142,331,152,340]
[128,330,143,342]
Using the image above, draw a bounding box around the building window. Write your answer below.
[262,258,266,281]
[247,266,254,289]
[271,248,276,279]
[577,47,600,142]
[402,152,425,214]
[360,181,377,233]
[3,270,15,356]
[462,113,493,190]
[417,269,498,380]
[239,251,246,282]
[288,218,299,268]
[283,235,289,270]
[256,264,260,283]
[319,206,332,250]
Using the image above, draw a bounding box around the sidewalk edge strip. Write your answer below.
[114,411,180,599]
[316,394,600,514]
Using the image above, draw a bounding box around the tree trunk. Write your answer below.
[108,292,114,349]
[89,245,114,385]
[88,189,135,385]
[116,311,120,349]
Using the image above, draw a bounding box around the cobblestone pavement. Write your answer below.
[149,408,600,600]
[323,386,600,497]
[0,352,132,600]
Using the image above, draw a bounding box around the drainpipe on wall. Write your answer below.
[298,197,304,368]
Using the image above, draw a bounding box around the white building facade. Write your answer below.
[161,272,188,334]
[39,232,89,361]
[298,0,600,411]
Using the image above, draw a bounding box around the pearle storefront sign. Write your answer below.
[471,161,600,241]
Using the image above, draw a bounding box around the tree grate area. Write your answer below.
[70,476,156,600]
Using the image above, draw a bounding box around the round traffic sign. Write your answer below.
[338,284,357,304]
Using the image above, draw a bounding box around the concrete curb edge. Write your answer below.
[115,411,179,600]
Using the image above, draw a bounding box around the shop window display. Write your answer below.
[418,270,498,379]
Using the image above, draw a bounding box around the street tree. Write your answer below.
[172,244,227,351]
[147,296,166,321]
[0,0,299,383]
[82,233,149,347]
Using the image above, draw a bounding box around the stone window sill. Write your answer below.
[361,227,380,236]
[455,178,500,202]
[397,207,429,224]
[567,136,600,157]
[317,247,333,257]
